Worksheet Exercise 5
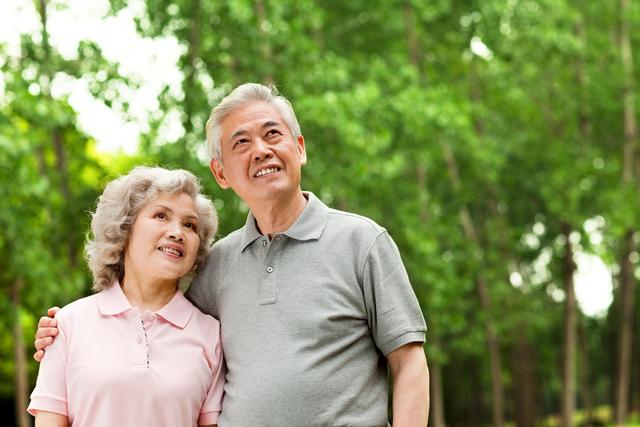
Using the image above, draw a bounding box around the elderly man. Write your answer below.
[35,83,429,426]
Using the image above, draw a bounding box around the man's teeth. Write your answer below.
[255,167,279,177]
[159,247,182,257]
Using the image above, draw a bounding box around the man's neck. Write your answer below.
[251,190,308,238]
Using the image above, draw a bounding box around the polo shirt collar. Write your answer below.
[283,192,329,241]
[97,281,194,329]
[239,191,329,252]
[240,209,263,251]
[156,290,194,329]
[97,282,131,316]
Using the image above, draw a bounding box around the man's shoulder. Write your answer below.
[325,207,386,238]
[208,227,246,257]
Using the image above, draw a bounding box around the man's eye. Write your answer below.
[234,138,249,147]
[266,129,281,137]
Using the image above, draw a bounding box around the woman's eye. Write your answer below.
[184,222,198,231]
[155,212,167,220]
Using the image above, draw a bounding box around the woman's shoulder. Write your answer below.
[186,299,221,341]
[190,305,221,331]
[55,293,100,322]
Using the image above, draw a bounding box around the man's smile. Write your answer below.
[254,166,281,178]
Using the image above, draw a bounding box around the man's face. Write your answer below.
[210,102,306,206]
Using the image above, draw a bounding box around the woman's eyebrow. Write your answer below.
[153,205,198,220]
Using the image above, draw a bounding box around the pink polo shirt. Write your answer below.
[28,282,225,426]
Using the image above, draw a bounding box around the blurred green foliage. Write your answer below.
[1,0,639,425]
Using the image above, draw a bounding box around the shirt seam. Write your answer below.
[357,230,389,282]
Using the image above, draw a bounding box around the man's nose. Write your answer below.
[253,138,273,162]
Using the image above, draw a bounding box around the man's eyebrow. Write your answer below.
[230,128,249,141]
[261,120,282,129]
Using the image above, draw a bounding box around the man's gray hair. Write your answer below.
[205,83,301,162]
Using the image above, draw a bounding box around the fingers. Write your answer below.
[37,316,58,330]
[33,307,61,364]
[34,336,55,351]
[35,326,58,340]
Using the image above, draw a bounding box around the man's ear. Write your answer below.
[297,135,307,166]
[210,159,229,189]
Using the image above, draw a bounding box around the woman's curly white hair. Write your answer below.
[85,166,218,291]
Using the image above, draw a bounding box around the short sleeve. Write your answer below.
[27,313,69,417]
[198,322,225,425]
[362,231,427,356]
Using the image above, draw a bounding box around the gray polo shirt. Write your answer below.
[187,192,426,426]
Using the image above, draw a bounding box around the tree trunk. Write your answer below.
[614,0,637,423]
[11,279,30,427]
[574,17,591,139]
[255,0,273,84]
[578,318,593,427]
[38,0,51,81]
[513,331,536,427]
[614,231,636,424]
[41,0,75,269]
[416,163,441,426]
[52,129,77,267]
[467,358,482,427]
[620,0,636,185]
[403,0,422,79]
[183,0,201,136]
[561,224,577,427]
[441,141,504,427]
[573,17,593,426]
[428,332,445,427]
[429,360,445,427]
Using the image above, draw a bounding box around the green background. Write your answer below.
[1,0,639,426]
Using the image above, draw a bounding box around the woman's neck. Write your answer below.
[120,275,177,312]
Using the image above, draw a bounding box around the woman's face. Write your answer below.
[124,192,200,285]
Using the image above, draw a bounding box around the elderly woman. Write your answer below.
[28,166,224,427]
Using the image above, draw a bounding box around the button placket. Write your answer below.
[259,236,283,305]
[133,309,151,368]
[140,315,150,368]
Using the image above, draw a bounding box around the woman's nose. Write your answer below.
[168,223,184,241]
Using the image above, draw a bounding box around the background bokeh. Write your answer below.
[1,0,639,426]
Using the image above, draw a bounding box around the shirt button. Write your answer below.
[262,240,267,247]
[266,266,274,273]
[137,338,143,344]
